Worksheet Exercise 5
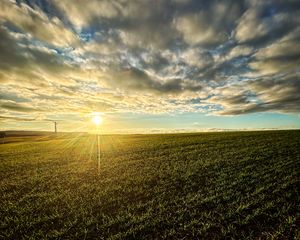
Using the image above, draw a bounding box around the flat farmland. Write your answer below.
[0,131,299,239]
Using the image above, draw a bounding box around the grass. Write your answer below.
[0,130,299,239]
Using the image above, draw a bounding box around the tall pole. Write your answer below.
[54,121,57,133]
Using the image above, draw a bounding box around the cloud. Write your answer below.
[0,0,78,47]
[0,25,84,89]
[235,1,300,45]
[0,100,42,113]
[175,1,244,46]
[0,115,36,122]
[104,66,203,94]
[83,100,116,113]
[0,26,28,70]
[181,48,214,69]
[250,33,300,74]
[0,26,66,71]
[226,45,254,59]
[1,0,300,125]
[214,73,300,115]
[249,73,300,113]
[54,0,178,49]
[52,0,120,28]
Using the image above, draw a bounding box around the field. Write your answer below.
[0,131,299,239]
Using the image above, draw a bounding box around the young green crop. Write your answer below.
[0,130,299,239]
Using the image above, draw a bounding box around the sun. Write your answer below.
[92,115,102,125]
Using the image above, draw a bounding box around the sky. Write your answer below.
[0,0,300,133]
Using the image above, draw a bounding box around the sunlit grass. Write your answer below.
[0,131,299,239]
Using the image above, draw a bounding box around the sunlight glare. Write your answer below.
[92,115,102,125]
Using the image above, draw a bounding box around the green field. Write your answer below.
[0,131,299,239]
